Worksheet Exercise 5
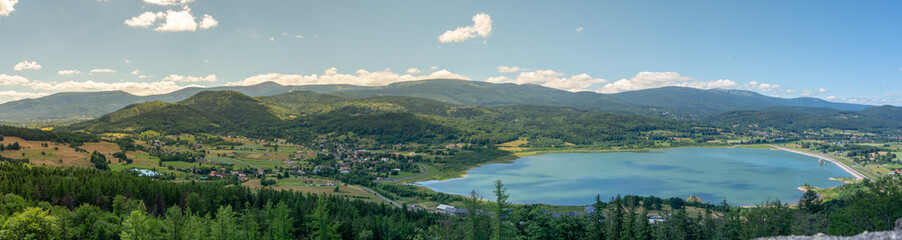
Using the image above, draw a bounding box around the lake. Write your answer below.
[417,147,853,206]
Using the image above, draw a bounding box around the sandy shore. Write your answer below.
[770,145,866,180]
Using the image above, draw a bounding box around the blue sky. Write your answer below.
[0,0,900,105]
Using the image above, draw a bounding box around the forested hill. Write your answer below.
[0,79,876,122]
[608,87,870,117]
[0,82,370,122]
[332,79,644,114]
[68,90,721,147]
[67,91,281,134]
[704,106,902,133]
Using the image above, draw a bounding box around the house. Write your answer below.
[237,174,248,182]
[584,206,596,214]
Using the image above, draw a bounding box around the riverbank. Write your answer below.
[769,145,866,180]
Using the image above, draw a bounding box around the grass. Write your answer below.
[239,159,286,169]
[243,178,386,204]
[397,164,441,183]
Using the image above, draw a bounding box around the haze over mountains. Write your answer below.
[0,79,879,122]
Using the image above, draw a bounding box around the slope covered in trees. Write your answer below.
[71,90,722,147]
[0,162,900,239]
[3,79,876,123]
[705,106,902,133]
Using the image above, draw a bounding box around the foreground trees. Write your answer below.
[0,162,900,239]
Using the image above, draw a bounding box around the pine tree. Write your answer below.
[493,180,510,240]
[308,198,340,240]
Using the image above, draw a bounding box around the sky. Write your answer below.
[0,0,900,105]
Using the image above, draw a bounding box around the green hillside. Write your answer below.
[609,87,870,117]
[704,106,902,133]
[69,91,280,134]
[71,90,721,147]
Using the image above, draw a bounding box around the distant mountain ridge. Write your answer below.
[0,79,876,122]
[607,86,870,117]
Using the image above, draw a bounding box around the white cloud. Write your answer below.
[0,91,49,102]
[498,66,520,73]
[429,66,439,70]
[486,70,607,92]
[293,34,304,39]
[226,68,469,87]
[130,70,140,75]
[58,70,81,76]
[124,59,131,63]
[163,74,216,82]
[576,26,583,32]
[156,7,197,32]
[438,13,492,43]
[125,7,216,32]
[0,74,28,85]
[198,14,217,29]
[406,68,421,74]
[143,0,192,6]
[26,80,199,96]
[675,79,737,89]
[13,60,41,71]
[595,72,738,93]
[124,11,164,27]
[799,88,829,96]
[89,69,116,74]
[269,36,275,41]
[0,0,19,17]
[746,81,781,92]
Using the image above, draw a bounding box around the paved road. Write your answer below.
[360,186,402,208]
[373,163,428,183]
[770,145,868,180]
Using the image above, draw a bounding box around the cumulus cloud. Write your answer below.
[0,74,28,85]
[89,69,116,74]
[799,88,828,96]
[156,8,197,32]
[406,68,421,74]
[198,14,217,29]
[0,0,18,17]
[576,26,583,32]
[58,70,81,76]
[125,7,216,32]
[745,81,781,92]
[596,72,736,93]
[13,61,41,71]
[163,74,216,82]
[25,80,199,96]
[294,34,304,39]
[0,91,49,102]
[124,11,164,27]
[498,66,520,73]
[226,68,469,87]
[438,13,492,43]
[675,79,737,89]
[485,70,607,92]
[143,0,193,6]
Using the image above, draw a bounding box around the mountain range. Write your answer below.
[0,79,879,122]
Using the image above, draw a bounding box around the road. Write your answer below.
[360,186,402,208]
[769,145,868,180]
[373,163,428,183]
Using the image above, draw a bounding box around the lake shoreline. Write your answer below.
[419,146,850,207]
[769,145,866,180]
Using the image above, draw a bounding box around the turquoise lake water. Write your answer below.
[417,148,853,206]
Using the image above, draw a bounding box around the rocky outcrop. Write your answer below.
[756,219,902,240]
[755,231,902,240]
